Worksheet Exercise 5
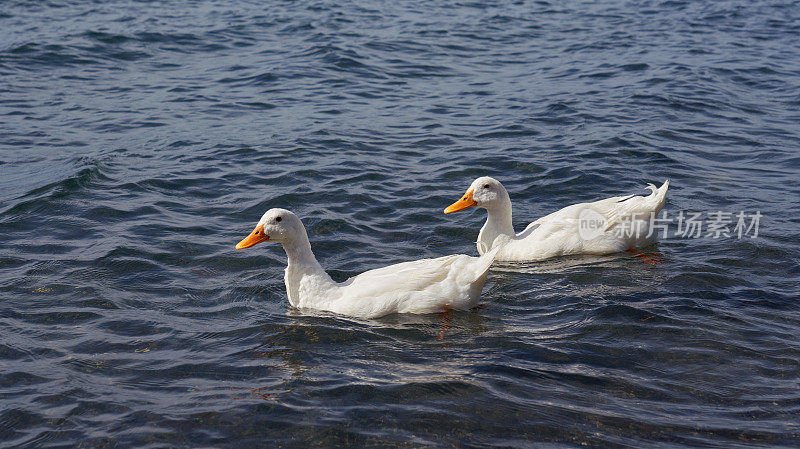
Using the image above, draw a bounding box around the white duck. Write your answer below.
[236,208,498,319]
[444,177,669,262]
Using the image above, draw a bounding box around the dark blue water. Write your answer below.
[2,1,799,447]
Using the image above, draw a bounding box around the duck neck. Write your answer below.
[477,200,514,255]
[281,233,334,307]
[283,237,323,271]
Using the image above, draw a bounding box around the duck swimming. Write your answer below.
[444,177,669,262]
[236,208,498,319]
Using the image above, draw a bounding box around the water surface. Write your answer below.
[1,0,799,447]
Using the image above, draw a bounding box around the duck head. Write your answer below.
[444,176,508,213]
[235,208,306,249]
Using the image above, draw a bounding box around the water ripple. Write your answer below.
[1,0,799,447]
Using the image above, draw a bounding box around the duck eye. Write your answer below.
[483,184,491,189]
[275,216,282,222]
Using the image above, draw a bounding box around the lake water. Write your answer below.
[1,1,799,447]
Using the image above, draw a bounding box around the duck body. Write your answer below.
[285,251,495,318]
[445,177,669,262]
[237,208,497,319]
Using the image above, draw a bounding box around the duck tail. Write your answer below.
[651,179,669,214]
[468,246,499,283]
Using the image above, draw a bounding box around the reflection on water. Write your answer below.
[1,0,799,446]
[490,250,663,274]
[235,325,309,401]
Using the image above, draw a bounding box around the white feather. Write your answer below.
[448,177,670,262]
[239,208,498,319]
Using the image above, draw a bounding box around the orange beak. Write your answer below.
[236,224,270,250]
[444,189,477,214]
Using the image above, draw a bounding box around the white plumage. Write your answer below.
[444,177,669,262]
[236,208,497,319]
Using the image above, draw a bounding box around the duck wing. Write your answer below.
[331,248,498,318]
[516,180,669,239]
